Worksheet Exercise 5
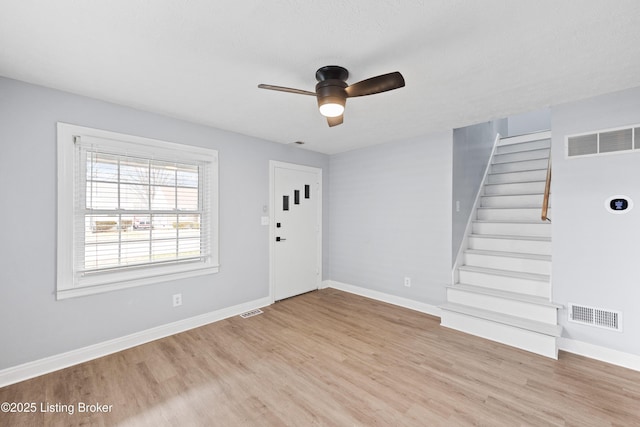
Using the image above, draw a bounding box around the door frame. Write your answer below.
[269,160,323,303]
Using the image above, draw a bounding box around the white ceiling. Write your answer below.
[2,1,640,154]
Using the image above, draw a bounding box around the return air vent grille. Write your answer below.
[568,303,622,331]
[240,309,263,319]
[599,129,632,153]
[567,125,638,158]
[568,134,597,156]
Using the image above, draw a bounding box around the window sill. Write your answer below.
[56,265,219,300]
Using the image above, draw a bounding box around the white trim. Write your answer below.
[564,122,638,141]
[4,291,639,387]
[323,280,441,318]
[452,132,502,285]
[0,297,271,388]
[56,265,219,299]
[269,161,323,303]
[559,338,640,372]
[564,123,640,159]
[56,122,219,299]
[319,280,332,289]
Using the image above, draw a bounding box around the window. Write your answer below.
[57,123,219,299]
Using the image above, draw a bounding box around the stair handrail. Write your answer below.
[541,152,551,222]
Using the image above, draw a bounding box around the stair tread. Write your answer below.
[477,206,547,211]
[440,302,562,337]
[484,180,546,187]
[477,205,546,209]
[469,233,551,242]
[498,131,551,146]
[482,193,545,197]
[479,209,551,214]
[458,265,550,282]
[478,206,551,214]
[473,219,550,224]
[496,143,551,155]
[447,283,563,308]
[494,147,550,157]
[491,157,548,165]
[485,191,546,197]
[489,168,548,176]
[465,248,551,261]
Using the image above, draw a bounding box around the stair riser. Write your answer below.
[487,169,548,184]
[491,158,548,173]
[495,139,551,154]
[493,149,550,164]
[484,181,545,196]
[446,288,558,324]
[441,311,558,359]
[473,222,551,237]
[458,269,550,298]
[468,236,551,255]
[481,194,545,208]
[477,208,551,221]
[464,253,550,275]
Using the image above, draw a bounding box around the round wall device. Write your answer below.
[605,195,633,214]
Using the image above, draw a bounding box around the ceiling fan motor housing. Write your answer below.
[315,66,348,115]
[315,65,349,82]
[315,79,348,112]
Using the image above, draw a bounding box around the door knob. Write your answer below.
[276,236,287,242]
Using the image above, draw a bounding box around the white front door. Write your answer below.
[270,161,322,301]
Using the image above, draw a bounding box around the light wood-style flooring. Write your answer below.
[1,289,640,426]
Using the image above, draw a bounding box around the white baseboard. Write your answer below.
[559,338,640,372]
[4,289,638,388]
[323,280,442,318]
[0,297,271,388]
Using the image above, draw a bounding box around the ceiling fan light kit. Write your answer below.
[259,65,405,127]
[318,101,345,118]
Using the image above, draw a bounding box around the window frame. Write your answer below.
[57,123,219,300]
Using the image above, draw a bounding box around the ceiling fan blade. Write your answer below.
[327,115,343,127]
[257,84,316,96]
[345,72,405,98]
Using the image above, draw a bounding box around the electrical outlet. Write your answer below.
[172,293,182,307]
[404,277,411,287]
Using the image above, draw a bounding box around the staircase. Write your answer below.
[441,131,562,359]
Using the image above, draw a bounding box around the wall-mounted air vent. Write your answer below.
[567,125,639,158]
[240,309,263,319]
[568,134,597,156]
[568,303,622,332]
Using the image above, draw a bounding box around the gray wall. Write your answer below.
[451,119,507,262]
[551,86,640,355]
[507,108,551,136]
[4,74,638,372]
[328,132,452,305]
[0,77,329,369]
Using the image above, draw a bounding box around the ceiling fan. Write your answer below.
[258,65,405,127]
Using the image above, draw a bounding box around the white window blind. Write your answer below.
[57,124,219,299]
